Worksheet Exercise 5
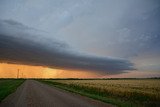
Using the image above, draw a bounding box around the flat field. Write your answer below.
[42,79,160,107]
[0,79,25,102]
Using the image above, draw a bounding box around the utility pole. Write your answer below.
[17,69,19,79]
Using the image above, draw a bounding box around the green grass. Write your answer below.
[39,79,160,107]
[0,79,25,102]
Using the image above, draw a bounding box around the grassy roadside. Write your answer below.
[0,79,25,102]
[39,80,142,107]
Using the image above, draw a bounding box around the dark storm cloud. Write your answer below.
[0,19,135,74]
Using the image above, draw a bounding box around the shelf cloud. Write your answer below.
[0,19,135,74]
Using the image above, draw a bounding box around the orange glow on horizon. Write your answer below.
[0,63,100,78]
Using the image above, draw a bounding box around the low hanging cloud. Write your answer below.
[0,19,135,74]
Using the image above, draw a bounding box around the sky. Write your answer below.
[0,0,160,78]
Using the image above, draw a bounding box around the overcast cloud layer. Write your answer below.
[0,0,160,75]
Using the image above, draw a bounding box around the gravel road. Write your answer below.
[0,80,115,107]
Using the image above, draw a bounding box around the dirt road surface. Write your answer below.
[0,80,115,107]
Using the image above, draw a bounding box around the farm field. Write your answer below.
[41,79,160,107]
[0,79,25,102]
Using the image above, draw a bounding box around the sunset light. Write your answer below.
[0,63,99,78]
